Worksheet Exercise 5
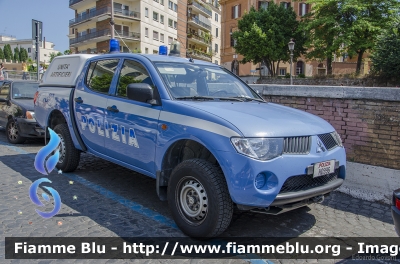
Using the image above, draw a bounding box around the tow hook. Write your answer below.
[311,195,324,203]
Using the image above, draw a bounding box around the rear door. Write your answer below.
[104,58,161,174]
[74,59,120,153]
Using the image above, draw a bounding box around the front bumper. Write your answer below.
[15,118,45,138]
[216,137,346,208]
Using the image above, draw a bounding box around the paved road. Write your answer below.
[0,127,397,264]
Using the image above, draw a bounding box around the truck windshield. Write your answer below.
[154,63,261,100]
[12,82,39,99]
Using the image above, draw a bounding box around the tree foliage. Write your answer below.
[49,52,63,63]
[19,48,28,62]
[302,0,399,75]
[0,47,4,60]
[4,44,12,62]
[64,50,72,55]
[14,46,20,62]
[370,17,400,80]
[232,3,306,77]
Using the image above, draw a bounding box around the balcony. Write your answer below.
[188,0,212,17]
[186,48,212,62]
[187,33,210,46]
[70,29,140,47]
[187,16,211,31]
[69,0,83,6]
[69,7,140,26]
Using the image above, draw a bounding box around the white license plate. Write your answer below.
[313,160,335,178]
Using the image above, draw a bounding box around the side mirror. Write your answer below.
[126,83,157,105]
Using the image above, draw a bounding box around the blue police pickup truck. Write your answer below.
[34,53,346,237]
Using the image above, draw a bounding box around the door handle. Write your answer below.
[74,97,83,103]
[107,105,119,113]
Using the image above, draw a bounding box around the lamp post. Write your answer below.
[288,39,295,85]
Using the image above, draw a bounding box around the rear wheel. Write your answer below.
[167,159,233,237]
[53,123,80,172]
[6,119,26,144]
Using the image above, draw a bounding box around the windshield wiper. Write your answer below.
[229,96,266,103]
[175,96,215,101]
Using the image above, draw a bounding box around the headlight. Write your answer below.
[26,111,36,120]
[331,131,343,147]
[231,137,283,161]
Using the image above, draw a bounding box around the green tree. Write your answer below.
[49,52,63,63]
[4,44,12,62]
[14,46,20,62]
[303,0,399,75]
[232,3,306,77]
[0,47,4,60]
[19,47,28,62]
[63,50,72,55]
[370,17,400,80]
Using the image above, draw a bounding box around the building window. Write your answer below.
[215,13,218,22]
[154,0,159,2]
[28,48,31,53]
[145,47,149,54]
[160,33,164,42]
[145,27,149,37]
[173,21,177,29]
[281,2,290,9]
[153,11,159,21]
[153,31,159,40]
[232,4,241,19]
[258,1,269,10]
[168,1,177,11]
[215,60,218,65]
[160,15,164,24]
[296,61,304,75]
[214,43,218,53]
[279,68,286,76]
[299,3,310,16]
[168,18,173,28]
[160,0,164,5]
[216,28,218,38]
[145,7,149,17]
[168,36,173,44]
[153,50,158,54]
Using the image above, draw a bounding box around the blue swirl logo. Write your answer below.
[29,178,61,218]
[34,128,60,175]
[31,128,62,219]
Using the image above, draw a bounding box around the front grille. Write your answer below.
[283,136,311,154]
[318,133,338,150]
[279,169,339,194]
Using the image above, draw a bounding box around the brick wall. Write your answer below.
[252,85,400,170]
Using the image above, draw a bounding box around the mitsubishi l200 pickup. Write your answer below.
[34,53,346,237]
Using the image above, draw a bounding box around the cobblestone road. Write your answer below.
[0,127,397,264]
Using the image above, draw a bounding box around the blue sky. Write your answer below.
[0,0,74,52]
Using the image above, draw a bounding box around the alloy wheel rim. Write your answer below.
[8,122,18,140]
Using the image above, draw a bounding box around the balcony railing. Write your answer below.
[69,7,140,26]
[188,16,211,30]
[189,0,212,16]
[69,0,83,6]
[187,33,210,45]
[187,49,212,61]
[115,31,140,40]
[70,29,110,45]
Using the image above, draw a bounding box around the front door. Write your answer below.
[104,59,161,174]
[0,82,10,127]
[74,59,120,153]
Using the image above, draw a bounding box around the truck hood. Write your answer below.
[11,99,34,111]
[180,101,334,137]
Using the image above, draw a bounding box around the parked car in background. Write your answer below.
[0,80,44,143]
[392,189,400,236]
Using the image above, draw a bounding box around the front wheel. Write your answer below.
[167,159,233,237]
[53,123,80,172]
[6,119,26,144]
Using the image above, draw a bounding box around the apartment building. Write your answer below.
[0,35,60,64]
[69,0,221,63]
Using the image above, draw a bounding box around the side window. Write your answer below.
[85,59,119,93]
[116,59,154,98]
[0,84,10,99]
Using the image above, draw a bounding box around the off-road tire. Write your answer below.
[53,123,80,172]
[167,159,233,237]
[6,119,26,144]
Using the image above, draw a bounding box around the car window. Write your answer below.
[85,59,119,94]
[0,83,10,99]
[12,82,39,99]
[116,59,154,98]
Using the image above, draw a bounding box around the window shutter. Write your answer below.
[258,1,261,9]
[232,6,234,19]
[306,3,310,14]
[238,4,241,17]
